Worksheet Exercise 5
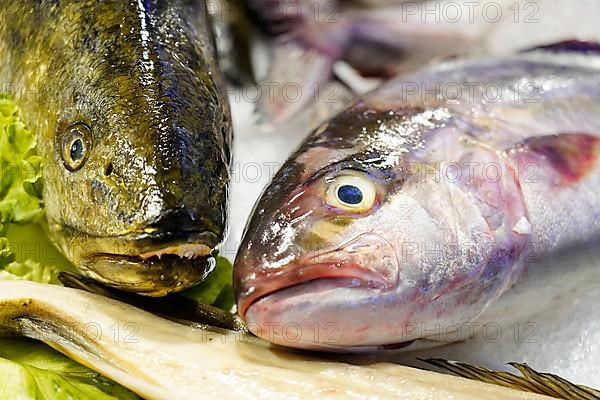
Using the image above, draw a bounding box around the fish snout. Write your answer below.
[235,233,400,321]
[146,208,223,247]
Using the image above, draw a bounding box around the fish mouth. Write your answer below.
[57,228,221,296]
[241,273,453,352]
[138,242,212,260]
[238,260,392,319]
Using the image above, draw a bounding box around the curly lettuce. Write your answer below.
[0,98,143,398]
[0,96,52,281]
[0,339,139,400]
[0,97,235,398]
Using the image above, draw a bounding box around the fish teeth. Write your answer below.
[139,244,211,260]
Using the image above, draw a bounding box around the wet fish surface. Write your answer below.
[0,0,232,295]
[0,280,552,400]
[234,46,600,351]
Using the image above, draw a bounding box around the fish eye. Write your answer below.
[325,171,377,213]
[61,123,92,171]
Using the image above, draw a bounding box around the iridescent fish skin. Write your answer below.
[234,51,600,351]
[0,1,232,295]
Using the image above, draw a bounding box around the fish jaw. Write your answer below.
[243,278,477,351]
[81,254,215,296]
[237,257,395,320]
[53,227,220,296]
[238,254,405,350]
[244,281,384,350]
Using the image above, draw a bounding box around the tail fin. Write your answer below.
[422,358,600,400]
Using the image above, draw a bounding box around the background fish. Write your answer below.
[246,0,600,125]
[234,46,600,351]
[0,1,232,295]
[247,0,476,124]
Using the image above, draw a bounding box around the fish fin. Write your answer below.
[255,35,340,127]
[58,272,246,332]
[523,40,600,54]
[256,8,480,125]
[421,358,600,400]
[511,133,600,186]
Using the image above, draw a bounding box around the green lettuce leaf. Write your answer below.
[1,223,75,284]
[0,97,44,272]
[0,98,140,399]
[0,339,139,400]
[0,96,236,398]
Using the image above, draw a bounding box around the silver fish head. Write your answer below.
[235,101,529,350]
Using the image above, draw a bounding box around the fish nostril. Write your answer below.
[104,161,114,176]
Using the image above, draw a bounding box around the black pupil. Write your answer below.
[70,138,84,161]
[337,185,363,205]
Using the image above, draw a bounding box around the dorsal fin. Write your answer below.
[523,40,600,54]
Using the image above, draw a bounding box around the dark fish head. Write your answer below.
[235,101,528,349]
[40,1,231,295]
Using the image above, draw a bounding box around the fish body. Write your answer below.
[248,0,600,125]
[0,1,232,295]
[234,49,600,350]
[0,280,553,400]
[249,0,478,124]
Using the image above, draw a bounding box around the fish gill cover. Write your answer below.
[0,96,234,398]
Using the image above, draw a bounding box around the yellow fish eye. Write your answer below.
[325,172,377,213]
[60,122,93,172]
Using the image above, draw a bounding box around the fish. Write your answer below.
[0,280,554,400]
[248,0,479,124]
[247,0,600,125]
[0,1,232,295]
[234,44,600,351]
[208,0,256,85]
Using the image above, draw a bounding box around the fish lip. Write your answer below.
[53,227,221,295]
[84,251,213,264]
[238,260,392,319]
[85,234,218,259]
[81,252,216,296]
[86,229,219,247]
[84,243,213,263]
[57,226,221,257]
